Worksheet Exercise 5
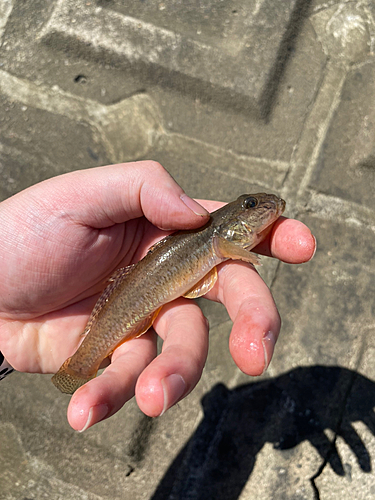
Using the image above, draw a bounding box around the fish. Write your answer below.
[52,193,286,394]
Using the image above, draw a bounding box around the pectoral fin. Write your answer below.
[214,237,261,265]
[183,267,218,299]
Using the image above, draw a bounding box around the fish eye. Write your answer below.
[243,196,258,209]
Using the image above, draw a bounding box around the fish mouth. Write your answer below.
[262,195,286,217]
[262,196,286,219]
[277,198,286,216]
[240,195,286,239]
[248,196,286,237]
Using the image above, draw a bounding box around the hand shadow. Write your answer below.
[152,365,375,500]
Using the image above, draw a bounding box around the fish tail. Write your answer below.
[51,357,96,394]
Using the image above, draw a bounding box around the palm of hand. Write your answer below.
[0,205,164,373]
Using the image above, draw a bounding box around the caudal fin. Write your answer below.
[51,357,96,394]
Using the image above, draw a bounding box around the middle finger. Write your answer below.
[205,260,281,376]
[135,298,209,417]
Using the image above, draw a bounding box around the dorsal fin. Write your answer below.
[81,265,136,336]
[146,235,173,255]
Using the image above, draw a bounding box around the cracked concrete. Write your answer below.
[1,0,375,499]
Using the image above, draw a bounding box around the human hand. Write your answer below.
[0,161,315,431]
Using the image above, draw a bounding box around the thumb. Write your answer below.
[14,161,210,230]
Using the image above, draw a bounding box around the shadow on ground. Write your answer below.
[152,366,375,500]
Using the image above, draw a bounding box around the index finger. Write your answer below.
[254,217,316,264]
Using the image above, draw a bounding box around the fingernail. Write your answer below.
[307,234,317,262]
[262,331,276,374]
[78,404,109,432]
[160,374,186,416]
[180,194,209,217]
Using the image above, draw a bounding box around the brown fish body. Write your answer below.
[68,229,220,375]
[52,193,285,394]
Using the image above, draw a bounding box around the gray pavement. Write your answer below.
[0,1,375,499]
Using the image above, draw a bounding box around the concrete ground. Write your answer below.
[1,0,375,499]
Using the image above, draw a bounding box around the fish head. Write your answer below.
[215,193,286,250]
